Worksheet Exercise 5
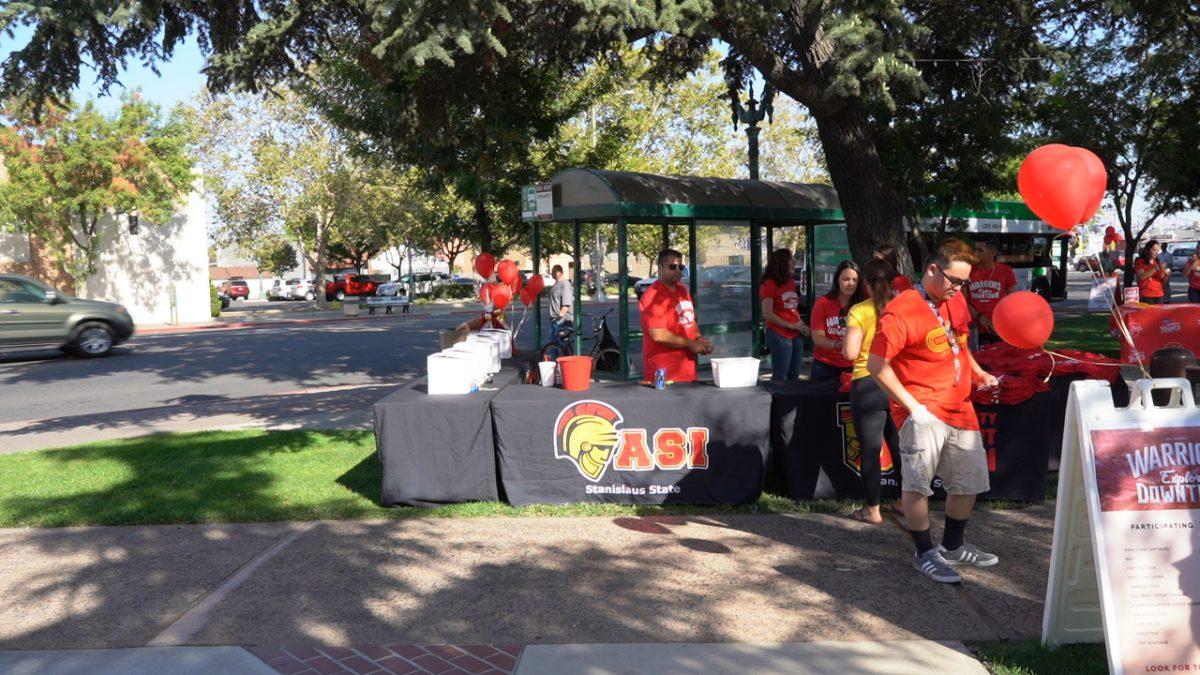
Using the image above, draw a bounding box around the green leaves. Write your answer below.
[0,93,194,281]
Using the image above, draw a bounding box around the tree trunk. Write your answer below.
[473,199,494,255]
[811,98,912,274]
[314,209,331,309]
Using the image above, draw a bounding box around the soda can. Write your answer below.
[654,368,667,390]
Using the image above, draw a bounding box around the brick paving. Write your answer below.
[247,644,522,675]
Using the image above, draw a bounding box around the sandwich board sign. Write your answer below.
[1044,378,1200,674]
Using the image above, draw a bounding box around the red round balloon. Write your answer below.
[497,259,519,285]
[474,253,496,279]
[509,273,523,296]
[489,282,512,310]
[992,291,1055,350]
[1017,144,1091,231]
[1074,147,1107,223]
[525,274,545,296]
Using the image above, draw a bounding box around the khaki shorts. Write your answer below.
[898,416,990,497]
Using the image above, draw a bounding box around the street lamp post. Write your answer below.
[725,78,775,181]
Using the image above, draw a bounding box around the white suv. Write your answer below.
[286,279,317,301]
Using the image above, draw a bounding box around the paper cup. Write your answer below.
[538,361,557,387]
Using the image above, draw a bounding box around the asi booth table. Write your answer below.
[490,381,771,506]
[373,368,519,507]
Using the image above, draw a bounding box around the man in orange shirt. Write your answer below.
[639,249,713,382]
[868,239,1000,584]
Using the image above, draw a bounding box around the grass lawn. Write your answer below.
[1046,313,1120,357]
[0,430,845,528]
[973,639,1108,674]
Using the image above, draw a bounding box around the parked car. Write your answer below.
[450,275,475,286]
[285,278,317,301]
[1166,242,1197,275]
[521,270,556,289]
[324,274,379,301]
[375,281,407,297]
[0,274,134,357]
[220,279,250,301]
[266,279,289,301]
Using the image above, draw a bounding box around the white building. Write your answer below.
[0,187,213,327]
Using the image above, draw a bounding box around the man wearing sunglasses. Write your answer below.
[639,248,713,383]
[867,238,1000,584]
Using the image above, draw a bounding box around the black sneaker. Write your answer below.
[938,543,999,567]
[913,549,962,584]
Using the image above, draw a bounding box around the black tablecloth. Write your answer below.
[770,380,1053,502]
[373,368,519,507]
[490,382,772,506]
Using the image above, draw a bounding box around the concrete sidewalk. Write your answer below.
[0,506,1054,670]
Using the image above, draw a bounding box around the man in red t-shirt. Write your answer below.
[868,239,1000,584]
[967,239,1018,346]
[639,249,712,382]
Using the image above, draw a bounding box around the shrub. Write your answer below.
[209,284,222,318]
[430,284,475,301]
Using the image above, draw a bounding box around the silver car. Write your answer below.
[0,274,135,357]
[285,279,317,301]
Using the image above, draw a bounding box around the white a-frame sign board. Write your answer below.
[1044,378,1200,675]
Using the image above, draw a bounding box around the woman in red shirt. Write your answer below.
[1134,239,1167,304]
[1184,250,1200,304]
[760,248,811,382]
[810,260,865,382]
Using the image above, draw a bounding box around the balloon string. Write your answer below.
[1085,265,1150,378]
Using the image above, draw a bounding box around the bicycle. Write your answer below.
[541,309,622,373]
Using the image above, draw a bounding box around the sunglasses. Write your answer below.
[665,263,686,271]
[935,265,969,288]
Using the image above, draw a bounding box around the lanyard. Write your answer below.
[917,288,962,386]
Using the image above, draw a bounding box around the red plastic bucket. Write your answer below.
[557,356,593,391]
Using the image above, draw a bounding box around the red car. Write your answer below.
[325,274,379,301]
[221,279,250,301]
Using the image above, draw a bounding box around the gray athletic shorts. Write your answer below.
[898,415,990,497]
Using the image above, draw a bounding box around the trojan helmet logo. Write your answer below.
[554,400,623,482]
[836,403,894,476]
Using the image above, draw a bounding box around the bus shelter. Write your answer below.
[522,168,842,381]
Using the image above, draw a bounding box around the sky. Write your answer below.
[2,23,1195,231]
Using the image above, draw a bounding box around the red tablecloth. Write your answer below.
[1113,304,1200,364]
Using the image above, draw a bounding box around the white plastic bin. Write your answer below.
[463,337,502,373]
[711,357,761,388]
[445,345,490,385]
[479,328,513,359]
[426,353,473,395]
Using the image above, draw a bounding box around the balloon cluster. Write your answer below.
[472,253,545,311]
[990,144,1108,350]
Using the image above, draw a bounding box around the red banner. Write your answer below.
[1116,304,1200,364]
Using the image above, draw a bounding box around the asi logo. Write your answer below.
[553,400,710,482]
[835,403,894,476]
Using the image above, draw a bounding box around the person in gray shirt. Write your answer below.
[1158,246,1174,303]
[549,264,573,327]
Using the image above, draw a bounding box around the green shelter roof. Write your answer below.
[528,168,844,224]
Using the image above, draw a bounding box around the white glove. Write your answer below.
[908,404,939,427]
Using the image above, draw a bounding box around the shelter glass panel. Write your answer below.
[695,221,754,362]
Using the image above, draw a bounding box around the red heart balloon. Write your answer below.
[497,260,519,285]
[526,274,545,296]
[474,253,496,279]
[992,291,1055,350]
[1074,147,1107,223]
[508,271,523,296]
[489,282,512,310]
[478,284,491,307]
[1017,144,1091,231]
[519,288,535,306]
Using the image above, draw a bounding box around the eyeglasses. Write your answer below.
[665,263,686,271]
[935,266,969,288]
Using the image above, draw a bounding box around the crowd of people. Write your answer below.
[636,238,1010,584]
